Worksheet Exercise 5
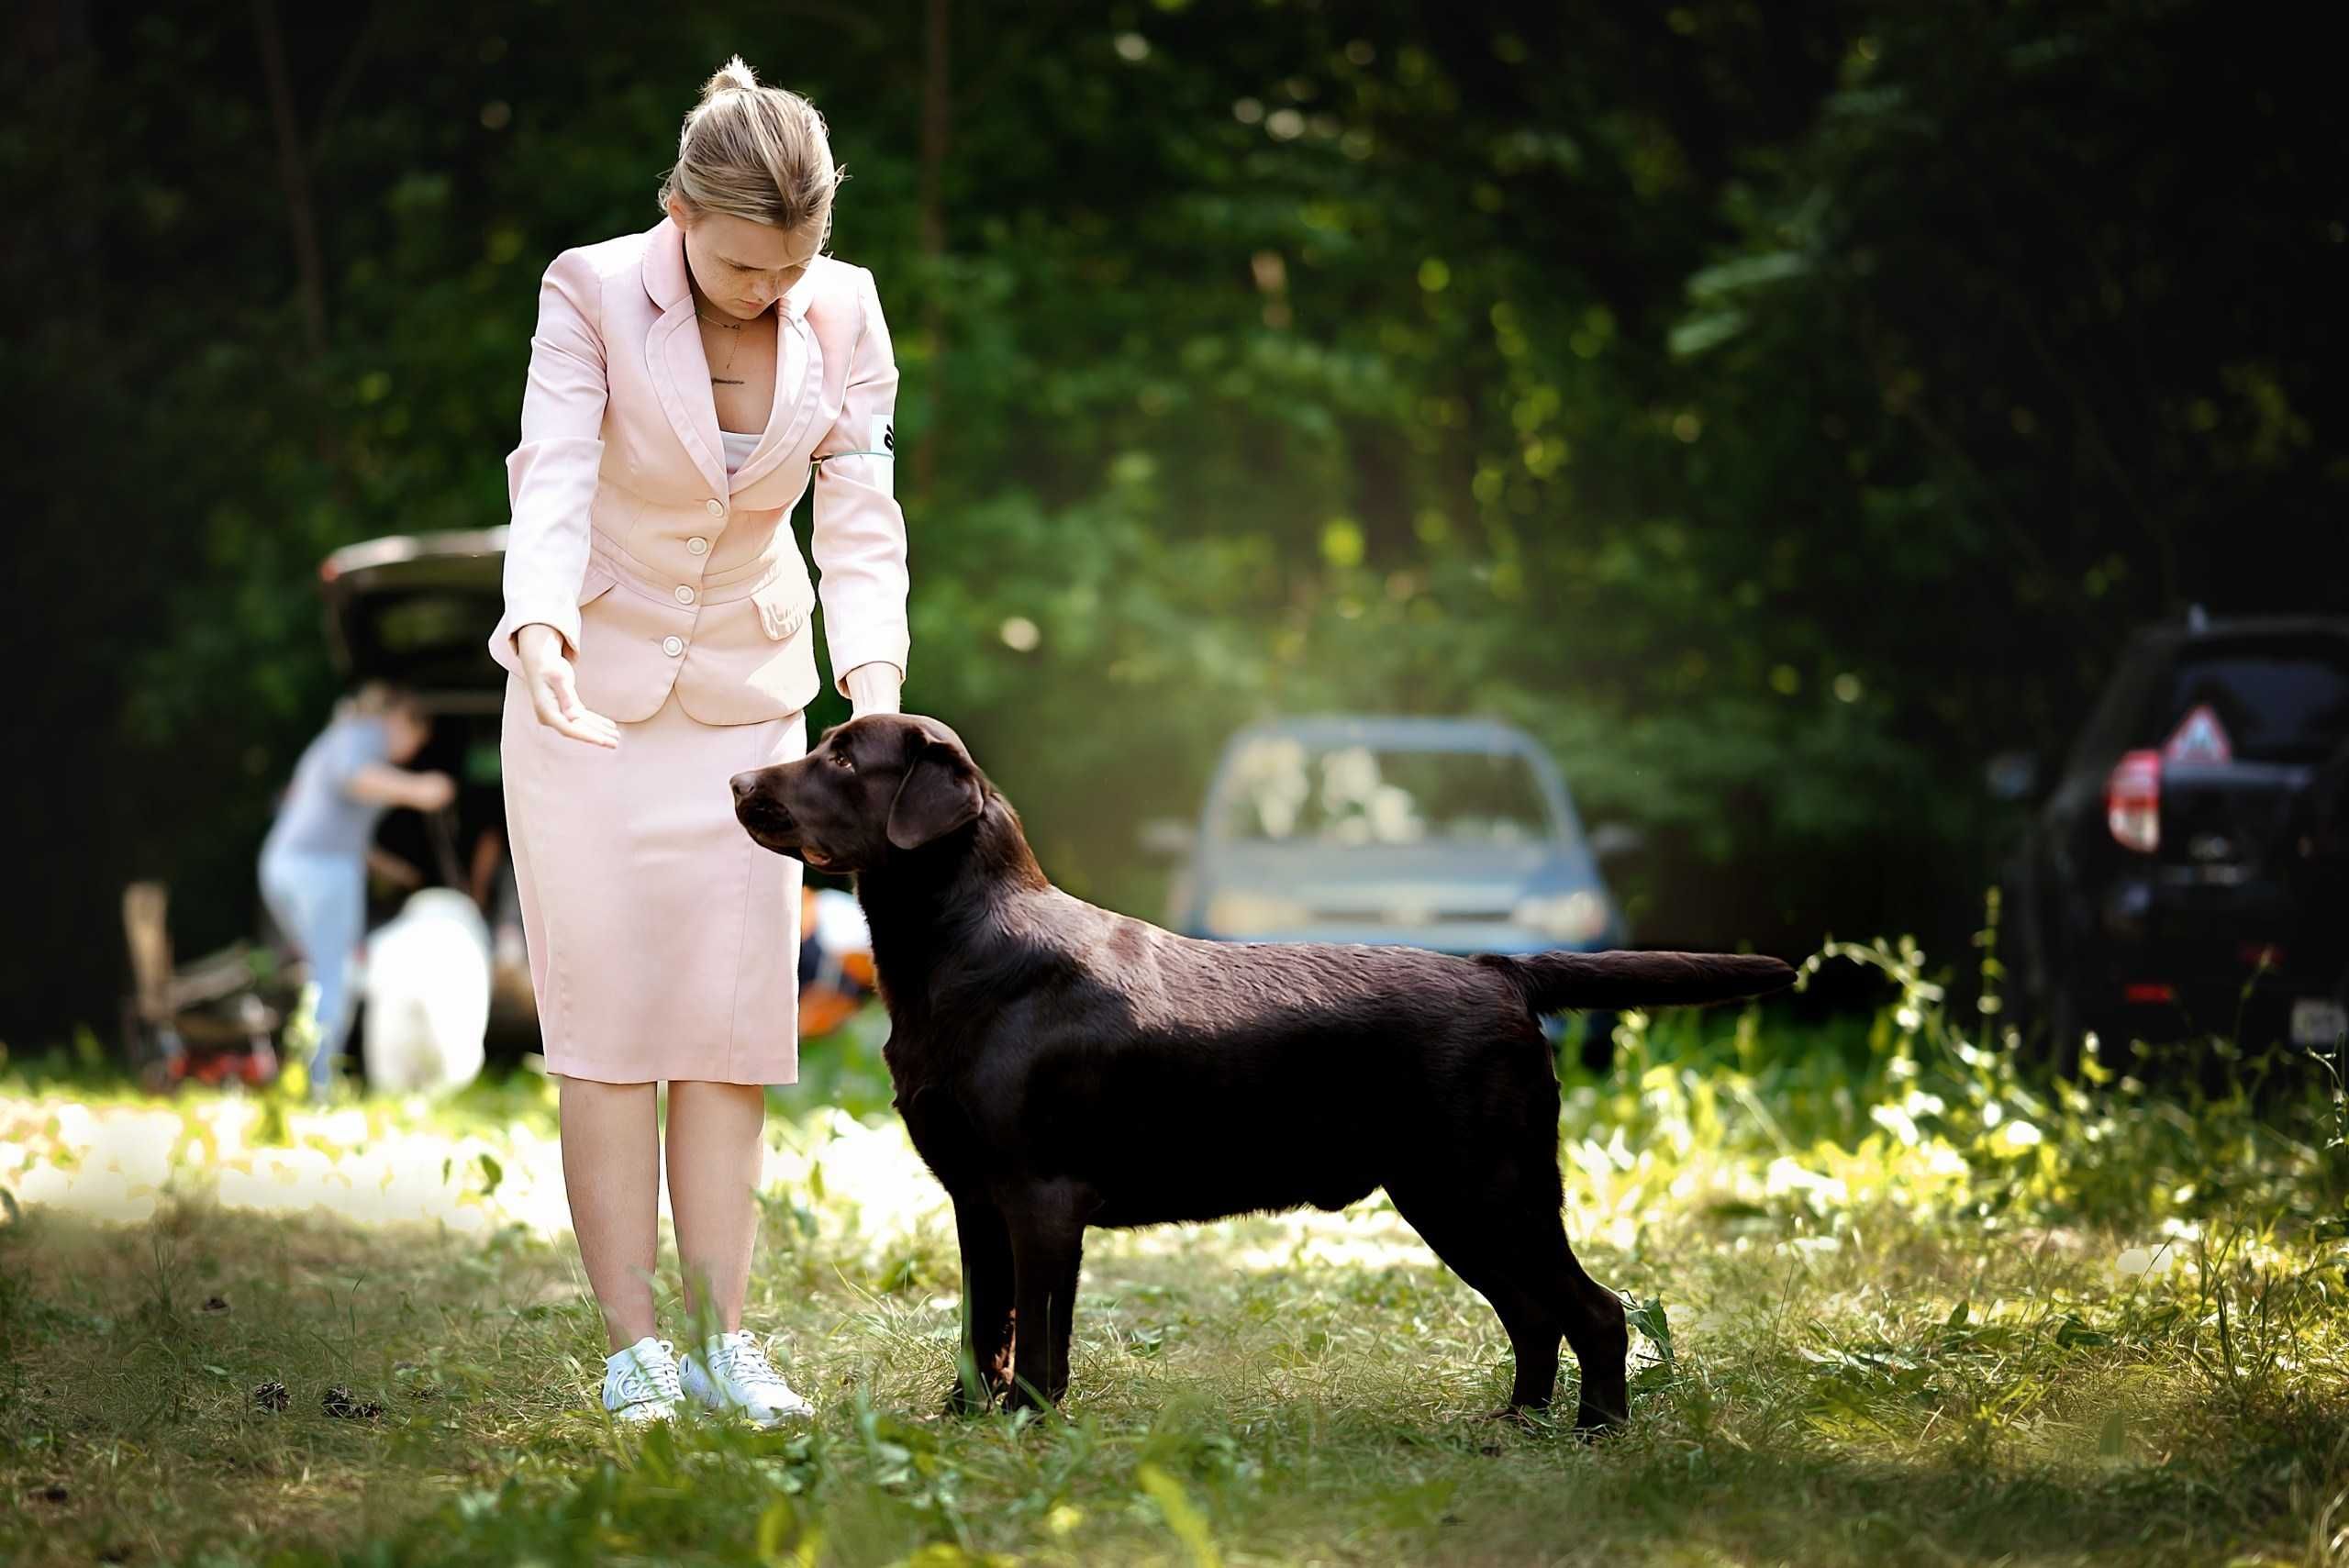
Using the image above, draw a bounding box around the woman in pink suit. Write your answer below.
[489,57,908,1425]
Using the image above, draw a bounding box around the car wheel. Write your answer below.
[2043,977,2123,1081]
[1989,884,2043,1051]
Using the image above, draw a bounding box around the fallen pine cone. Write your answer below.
[253,1381,289,1412]
[322,1385,383,1420]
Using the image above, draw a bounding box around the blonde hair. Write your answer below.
[658,56,841,235]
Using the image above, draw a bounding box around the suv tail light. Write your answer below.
[2106,749,2163,853]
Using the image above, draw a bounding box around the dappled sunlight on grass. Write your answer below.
[6,938,2349,1565]
[0,1072,951,1262]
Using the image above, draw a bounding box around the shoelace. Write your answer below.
[710,1333,796,1398]
[612,1341,683,1406]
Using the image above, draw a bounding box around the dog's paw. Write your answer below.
[1468,1407,1518,1455]
[940,1378,999,1418]
[1570,1401,1629,1441]
[1484,1405,1564,1430]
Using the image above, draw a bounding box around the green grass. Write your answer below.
[3,936,2347,1567]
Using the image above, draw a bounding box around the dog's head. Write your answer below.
[730,713,986,873]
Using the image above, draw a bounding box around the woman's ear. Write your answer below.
[885,737,984,851]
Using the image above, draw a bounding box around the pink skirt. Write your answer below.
[501,674,804,1085]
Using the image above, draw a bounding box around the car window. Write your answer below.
[1213,739,1558,845]
[2161,641,2349,762]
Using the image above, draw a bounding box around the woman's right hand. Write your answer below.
[514,623,621,748]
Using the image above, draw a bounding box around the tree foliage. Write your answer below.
[3,0,2341,1033]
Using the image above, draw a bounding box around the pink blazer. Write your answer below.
[487,216,909,725]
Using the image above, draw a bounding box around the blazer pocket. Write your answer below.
[578,562,619,606]
[751,575,815,640]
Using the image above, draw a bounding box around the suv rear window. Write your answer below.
[2162,641,2349,762]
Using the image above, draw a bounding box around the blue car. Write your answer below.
[1165,716,1635,1063]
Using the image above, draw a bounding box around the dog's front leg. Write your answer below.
[1003,1185,1086,1409]
[947,1192,1014,1414]
[1044,1228,1084,1401]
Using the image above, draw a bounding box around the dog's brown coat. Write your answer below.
[731,715,1793,1429]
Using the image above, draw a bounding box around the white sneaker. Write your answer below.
[601,1335,685,1425]
[678,1329,814,1427]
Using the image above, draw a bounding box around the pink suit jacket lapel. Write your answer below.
[640,216,828,501]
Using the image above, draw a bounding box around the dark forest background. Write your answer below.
[4,0,2343,1042]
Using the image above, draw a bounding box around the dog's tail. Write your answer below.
[1476,950,1796,1014]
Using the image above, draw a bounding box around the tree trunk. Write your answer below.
[914,0,950,502]
[252,0,328,359]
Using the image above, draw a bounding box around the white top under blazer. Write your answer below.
[720,427,760,477]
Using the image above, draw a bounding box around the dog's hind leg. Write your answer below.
[1387,1183,1629,1432]
[1537,1219,1631,1434]
[949,1192,1015,1413]
[1385,1067,1630,1433]
[1385,1180,1564,1412]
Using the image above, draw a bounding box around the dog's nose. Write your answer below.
[729,771,758,802]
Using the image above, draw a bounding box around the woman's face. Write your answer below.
[668,197,827,318]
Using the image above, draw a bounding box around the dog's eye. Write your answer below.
[829,751,855,772]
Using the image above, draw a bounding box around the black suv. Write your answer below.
[1998,613,2349,1060]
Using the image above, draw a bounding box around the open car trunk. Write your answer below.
[320,528,513,714]
[318,528,540,1051]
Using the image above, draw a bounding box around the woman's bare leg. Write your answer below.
[664,1079,768,1333]
[558,1076,662,1351]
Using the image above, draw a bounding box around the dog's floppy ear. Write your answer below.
[886,732,985,850]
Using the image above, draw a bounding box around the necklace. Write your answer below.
[696,306,745,384]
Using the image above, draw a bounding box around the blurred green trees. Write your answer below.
[3,0,2342,1034]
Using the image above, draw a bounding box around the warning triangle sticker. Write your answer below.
[2163,703,2232,764]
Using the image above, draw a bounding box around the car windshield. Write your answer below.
[2163,643,2349,762]
[1212,739,1557,845]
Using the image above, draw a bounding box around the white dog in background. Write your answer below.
[361,887,490,1095]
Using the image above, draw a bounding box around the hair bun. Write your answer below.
[661,59,835,231]
[701,55,760,102]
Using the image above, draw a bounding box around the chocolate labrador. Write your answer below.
[730,715,1792,1432]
